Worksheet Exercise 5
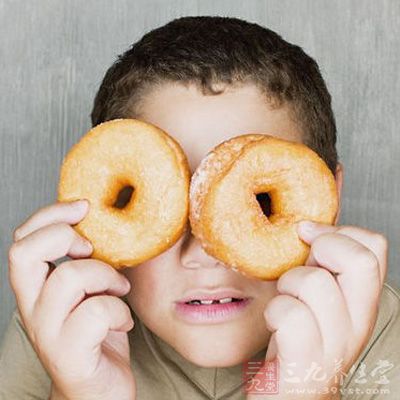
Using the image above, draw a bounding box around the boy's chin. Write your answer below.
[170,325,269,368]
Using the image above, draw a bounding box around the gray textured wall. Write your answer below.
[1,0,399,342]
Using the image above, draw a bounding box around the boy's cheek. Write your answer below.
[122,261,162,310]
[122,251,171,292]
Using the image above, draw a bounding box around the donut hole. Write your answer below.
[113,185,135,209]
[256,192,272,218]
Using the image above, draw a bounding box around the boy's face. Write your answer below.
[122,82,306,367]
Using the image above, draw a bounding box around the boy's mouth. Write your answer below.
[175,289,252,323]
[177,288,250,305]
[185,297,244,305]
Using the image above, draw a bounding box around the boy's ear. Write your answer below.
[333,162,344,225]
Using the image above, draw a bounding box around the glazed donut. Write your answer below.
[189,134,338,280]
[58,118,190,268]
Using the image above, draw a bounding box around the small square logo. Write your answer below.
[242,359,279,395]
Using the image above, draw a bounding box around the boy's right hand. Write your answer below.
[8,200,136,400]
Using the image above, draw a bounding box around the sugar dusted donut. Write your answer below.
[189,134,338,280]
[58,119,190,268]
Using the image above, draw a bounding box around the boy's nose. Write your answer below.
[180,229,223,269]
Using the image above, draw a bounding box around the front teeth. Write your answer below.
[219,297,233,304]
[188,297,234,305]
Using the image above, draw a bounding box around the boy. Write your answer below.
[1,16,399,399]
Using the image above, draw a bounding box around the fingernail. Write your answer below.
[124,279,131,290]
[81,239,93,253]
[74,199,89,212]
[297,221,317,236]
[121,278,131,292]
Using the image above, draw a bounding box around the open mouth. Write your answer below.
[176,296,251,323]
[185,297,244,305]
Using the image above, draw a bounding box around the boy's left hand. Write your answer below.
[246,221,388,400]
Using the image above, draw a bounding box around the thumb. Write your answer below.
[297,221,339,266]
[297,221,339,244]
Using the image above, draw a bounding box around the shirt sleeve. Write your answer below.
[0,308,52,400]
[342,283,400,399]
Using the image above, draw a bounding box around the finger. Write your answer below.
[102,330,132,364]
[8,223,93,321]
[34,259,131,336]
[302,232,381,338]
[297,221,388,287]
[277,266,351,360]
[264,294,323,367]
[60,295,134,370]
[13,200,89,241]
[330,226,388,289]
[297,222,342,267]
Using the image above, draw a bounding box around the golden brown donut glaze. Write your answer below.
[189,134,338,280]
[58,119,190,268]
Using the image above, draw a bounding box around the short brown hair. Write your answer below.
[91,16,338,175]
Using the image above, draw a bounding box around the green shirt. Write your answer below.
[1,283,399,399]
